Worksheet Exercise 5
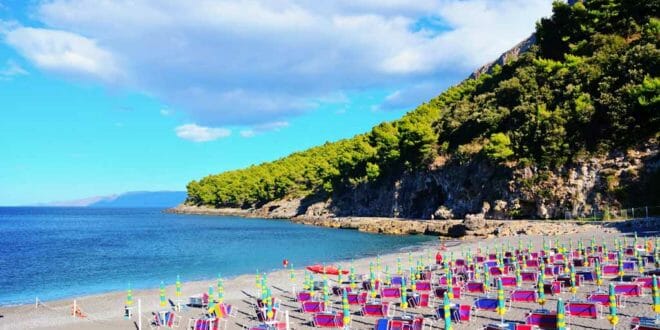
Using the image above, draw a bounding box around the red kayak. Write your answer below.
[306,264,350,275]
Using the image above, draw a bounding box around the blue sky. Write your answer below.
[0,0,553,205]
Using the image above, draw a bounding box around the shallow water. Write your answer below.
[0,207,434,305]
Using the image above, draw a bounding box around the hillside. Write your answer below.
[183,0,659,220]
[43,191,186,208]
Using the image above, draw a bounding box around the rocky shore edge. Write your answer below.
[167,204,657,238]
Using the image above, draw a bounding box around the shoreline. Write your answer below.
[167,204,632,237]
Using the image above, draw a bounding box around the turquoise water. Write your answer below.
[0,207,434,305]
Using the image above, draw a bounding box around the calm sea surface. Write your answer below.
[0,207,434,305]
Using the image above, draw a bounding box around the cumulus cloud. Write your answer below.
[175,124,231,142]
[4,0,553,124]
[5,27,123,82]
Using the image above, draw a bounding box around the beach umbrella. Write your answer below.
[385,265,391,286]
[370,264,377,299]
[449,252,455,268]
[652,275,660,320]
[302,271,309,291]
[603,245,609,263]
[377,255,382,280]
[537,272,545,310]
[400,277,408,314]
[607,283,619,330]
[496,278,506,324]
[408,252,413,269]
[638,255,645,275]
[617,251,625,281]
[447,268,454,299]
[126,283,133,307]
[207,285,215,310]
[569,264,577,299]
[266,287,274,320]
[410,267,417,292]
[563,252,569,274]
[175,276,182,309]
[443,291,452,330]
[540,261,546,280]
[323,278,330,308]
[528,239,533,253]
[515,262,522,288]
[569,239,573,253]
[289,263,296,293]
[557,298,567,330]
[634,232,638,249]
[426,250,431,268]
[483,263,490,294]
[595,258,603,290]
[397,257,402,275]
[217,275,224,304]
[342,288,350,329]
[159,281,167,308]
[518,239,523,253]
[522,254,527,270]
[256,271,262,293]
[350,262,357,290]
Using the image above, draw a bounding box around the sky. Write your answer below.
[0,0,554,206]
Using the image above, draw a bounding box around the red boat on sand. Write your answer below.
[306,264,350,275]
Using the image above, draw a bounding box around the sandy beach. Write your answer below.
[0,228,657,330]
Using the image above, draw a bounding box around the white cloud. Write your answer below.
[160,109,172,116]
[240,121,289,138]
[4,27,122,82]
[0,59,28,79]
[4,0,553,125]
[175,124,231,142]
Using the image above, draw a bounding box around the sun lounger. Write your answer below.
[565,301,600,319]
[301,301,326,313]
[391,276,404,286]
[526,260,540,268]
[415,281,432,291]
[297,291,313,302]
[521,271,538,283]
[500,276,517,287]
[466,281,487,293]
[361,302,393,318]
[312,312,345,328]
[509,290,537,304]
[347,291,368,305]
[473,297,498,314]
[602,264,619,276]
[433,286,461,299]
[526,312,558,330]
[614,283,643,296]
[630,317,660,330]
[188,317,220,330]
[381,287,402,300]
[633,277,654,289]
[586,292,625,308]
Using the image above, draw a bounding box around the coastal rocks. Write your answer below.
[463,213,486,231]
[434,206,454,219]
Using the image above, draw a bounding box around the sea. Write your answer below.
[0,207,434,305]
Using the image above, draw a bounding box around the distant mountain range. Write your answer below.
[40,191,187,208]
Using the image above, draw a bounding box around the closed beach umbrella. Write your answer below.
[159,281,167,308]
[400,277,408,313]
[410,267,416,292]
[408,252,413,268]
[537,272,545,309]
[217,275,224,304]
[515,262,522,288]
[518,239,523,253]
[557,298,567,330]
[569,264,577,298]
[443,291,452,330]
[638,255,645,274]
[603,245,609,263]
[323,278,330,307]
[652,275,659,320]
[385,265,391,286]
[126,283,133,307]
[175,276,182,302]
[207,285,215,310]
[522,254,527,270]
[447,268,454,299]
[617,251,624,280]
[397,257,402,275]
[595,258,603,288]
[607,283,618,329]
[342,288,350,329]
[337,264,342,284]
[483,263,490,293]
[266,288,274,320]
[496,278,506,324]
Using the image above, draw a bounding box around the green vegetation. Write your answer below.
[187,0,659,209]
